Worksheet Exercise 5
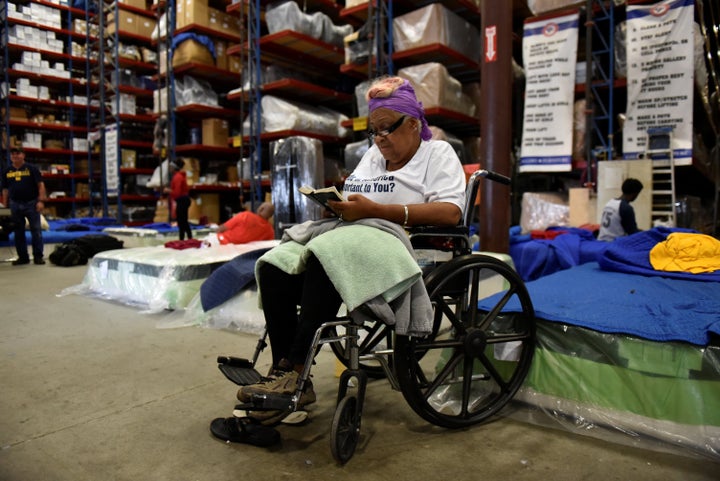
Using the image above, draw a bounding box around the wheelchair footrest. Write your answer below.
[218,357,263,386]
[236,392,297,412]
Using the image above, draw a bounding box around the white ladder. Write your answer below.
[645,127,676,226]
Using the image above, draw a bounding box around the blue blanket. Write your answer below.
[598,227,720,282]
[509,226,609,281]
[200,248,272,312]
[485,262,720,345]
[1,217,125,246]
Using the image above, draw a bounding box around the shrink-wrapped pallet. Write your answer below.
[245,95,350,138]
[393,3,481,62]
[270,136,325,234]
[265,0,353,47]
[398,62,477,117]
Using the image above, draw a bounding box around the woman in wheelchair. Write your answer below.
[236,76,467,425]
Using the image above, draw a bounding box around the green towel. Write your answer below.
[257,224,420,311]
[306,225,421,311]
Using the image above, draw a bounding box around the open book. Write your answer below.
[299,185,346,215]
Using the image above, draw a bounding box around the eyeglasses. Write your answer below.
[368,115,406,140]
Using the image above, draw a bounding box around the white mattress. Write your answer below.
[65,240,279,312]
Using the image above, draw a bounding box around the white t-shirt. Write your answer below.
[342,140,466,213]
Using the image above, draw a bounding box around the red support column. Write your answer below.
[478,1,513,253]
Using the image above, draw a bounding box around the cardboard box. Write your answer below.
[208,8,241,37]
[135,16,156,40]
[201,118,228,147]
[181,157,200,185]
[178,0,209,30]
[75,160,88,174]
[194,193,220,224]
[4,106,28,120]
[172,39,214,68]
[43,139,65,149]
[214,39,228,70]
[75,183,90,198]
[120,0,146,9]
[107,10,137,36]
[121,149,137,168]
[228,56,241,74]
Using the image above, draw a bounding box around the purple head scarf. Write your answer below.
[367,79,433,141]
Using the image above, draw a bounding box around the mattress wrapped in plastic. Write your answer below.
[256,95,350,138]
[265,0,353,47]
[61,241,279,312]
[526,0,584,15]
[393,3,481,63]
[398,62,477,117]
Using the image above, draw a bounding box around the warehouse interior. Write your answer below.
[2,0,720,478]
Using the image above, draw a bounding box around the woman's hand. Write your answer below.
[327,194,379,222]
[328,195,461,226]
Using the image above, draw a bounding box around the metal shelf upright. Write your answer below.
[1,1,10,166]
[584,0,615,187]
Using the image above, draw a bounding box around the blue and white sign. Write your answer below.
[520,13,579,173]
[104,124,119,197]
[623,0,694,164]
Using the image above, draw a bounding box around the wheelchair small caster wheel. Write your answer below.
[330,395,361,464]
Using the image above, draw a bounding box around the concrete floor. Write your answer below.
[1,248,718,481]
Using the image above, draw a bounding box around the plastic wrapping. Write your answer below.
[511,321,720,461]
[265,0,352,47]
[343,23,377,65]
[247,95,350,138]
[162,285,267,334]
[428,126,464,163]
[175,76,218,107]
[572,98,586,162]
[519,192,569,233]
[614,21,627,79]
[269,136,326,234]
[526,0,584,15]
[354,79,372,118]
[59,241,279,312]
[343,138,370,173]
[398,62,477,117]
[392,3,481,62]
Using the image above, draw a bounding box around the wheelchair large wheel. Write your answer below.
[394,254,535,429]
[326,320,393,379]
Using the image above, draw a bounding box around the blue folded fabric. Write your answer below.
[200,248,272,312]
[599,227,720,282]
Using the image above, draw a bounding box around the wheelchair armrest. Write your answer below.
[407,225,469,237]
[408,225,471,256]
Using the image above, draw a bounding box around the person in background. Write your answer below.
[1,144,47,265]
[598,178,644,241]
[214,201,275,245]
[167,160,192,241]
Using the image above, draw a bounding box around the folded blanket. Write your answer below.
[257,218,433,336]
[650,232,720,274]
[200,247,273,311]
[599,227,720,282]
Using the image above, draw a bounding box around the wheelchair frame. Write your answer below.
[216,170,536,463]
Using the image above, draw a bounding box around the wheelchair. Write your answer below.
[215,169,536,463]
